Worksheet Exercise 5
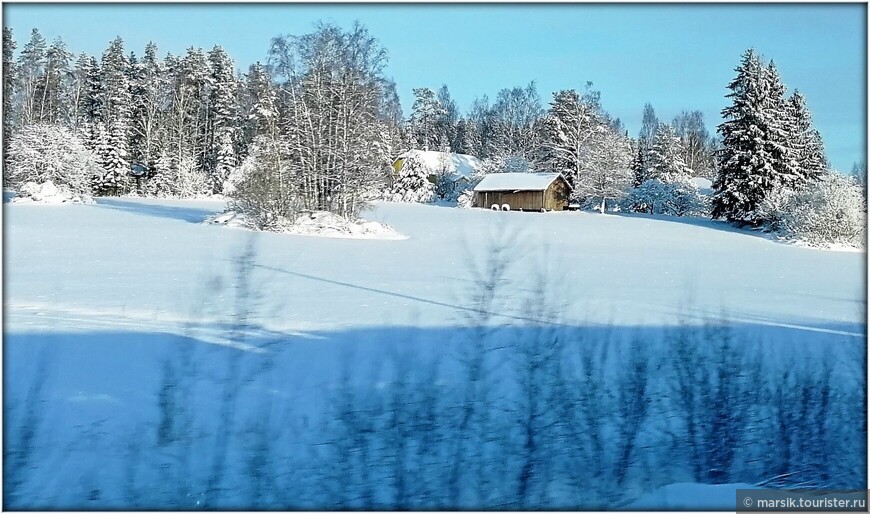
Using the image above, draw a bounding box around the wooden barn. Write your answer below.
[473,172,571,211]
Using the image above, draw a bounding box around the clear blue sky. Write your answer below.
[4,3,867,171]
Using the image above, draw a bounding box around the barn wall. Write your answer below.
[544,180,569,211]
[474,191,545,210]
[474,180,570,211]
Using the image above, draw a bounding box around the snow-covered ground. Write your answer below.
[6,198,865,334]
[5,197,866,509]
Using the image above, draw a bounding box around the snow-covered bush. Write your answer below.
[456,189,475,209]
[226,137,302,230]
[11,180,95,204]
[389,154,434,203]
[754,185,795,231]
[777,172,866,247]
[174,155,211,198]
[5,123,98,196]
[624,178,707,217]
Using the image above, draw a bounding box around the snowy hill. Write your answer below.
[5,198,866,509]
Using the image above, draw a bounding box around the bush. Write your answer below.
[227,137,301,230]
[624,178,707,217]
[5,124,98,196]
[777,172,866,247]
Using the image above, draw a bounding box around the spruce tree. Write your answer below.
[94,37,131,195]
[206,46,239,194]
[712,49,782,224]
[630,144,647,187]
[786,91,827,185]
[646,124,692,183]
[3,28,17,164]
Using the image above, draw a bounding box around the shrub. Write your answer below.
[5,124,97,195]
[778,172,866,247]
[624,178,707,217]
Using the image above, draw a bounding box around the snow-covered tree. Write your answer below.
[129,42,167,176]
[574,127,633,213]
[489,82,544,166]
[6,123,97,195]
[228,135,298,228]
[436,84,461,153]
[630,144,647,187]
[646,124,692,183]
[672,110,715,179]
[268,21,396,219]
[408,87,447,151]
[206,46,239,193]
[463,95,494,159]
[712,50,792,224]
[3,28,17,163]
[240,62,278,154]
[36,38,73,125]
[93,37,132,195]
[541,88,603,188]
[786,91,827,185]
[16,28,47,127]
[390,153,434,203]
[638,103,659,153]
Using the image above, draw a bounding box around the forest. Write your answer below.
[2,21,865,245]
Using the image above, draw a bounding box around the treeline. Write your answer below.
[2,24,865,244]
[0,23,715,209]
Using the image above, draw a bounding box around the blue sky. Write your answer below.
[4,3,866,171]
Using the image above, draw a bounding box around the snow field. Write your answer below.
[4,197,866,509]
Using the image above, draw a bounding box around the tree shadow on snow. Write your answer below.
[93,198,222,224]
[4,319,865,510]
[609,211,775,241]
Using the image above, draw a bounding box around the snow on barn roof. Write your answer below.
[473,172,566,192]
[397,150,482,179]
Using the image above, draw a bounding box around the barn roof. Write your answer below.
[396,150,482,179]
[473,172,566,192]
